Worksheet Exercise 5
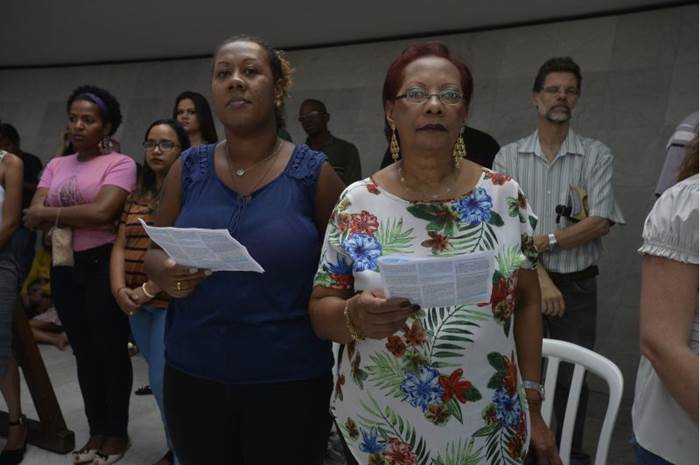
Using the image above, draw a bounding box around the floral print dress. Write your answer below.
[314,169,539,465]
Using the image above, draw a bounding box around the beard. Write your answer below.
[544,105,572,123]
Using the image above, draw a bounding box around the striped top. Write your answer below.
[120,195,169,308]
[494,129,625,273]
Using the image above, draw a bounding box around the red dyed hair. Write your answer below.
[382,41,473,140]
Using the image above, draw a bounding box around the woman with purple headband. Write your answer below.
[24,85,137,465]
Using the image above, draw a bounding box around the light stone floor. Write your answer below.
[0,345,634,465]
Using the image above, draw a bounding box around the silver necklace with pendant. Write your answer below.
[227,138,282,177]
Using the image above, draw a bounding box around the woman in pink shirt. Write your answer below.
[24,85,136,465]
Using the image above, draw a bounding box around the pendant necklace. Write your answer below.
[226,138,282,177]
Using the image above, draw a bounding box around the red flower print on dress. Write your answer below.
[335,373,345,401]
[483,170,512,185]
[438,368,475,403]
[502,352,519,395]
[367,182,381,195]
[344,417,359,440]
[386,335,407,357]
[490,277,516,321]
[331,273,354,289]
[350,210,380,235]
[507,410,528,458]
[425,403,450,425]
[507,431,524,459]
[421,231,450,253]
[383,438,416,465]
[517,191,527,208]
[337,212,352,233]
[404,320,427,347]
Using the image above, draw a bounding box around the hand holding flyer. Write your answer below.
[139,219,264,273]
[377,251,495,308]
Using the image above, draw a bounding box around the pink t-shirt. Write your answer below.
[38,152,136,252]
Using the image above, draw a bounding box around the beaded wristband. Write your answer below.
[343,297,366,341]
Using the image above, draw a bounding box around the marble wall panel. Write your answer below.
[603,67,674,129]
[664,62,699,125]
[610,7,681,70]
[34,100,67,158]
[118,98,164,161]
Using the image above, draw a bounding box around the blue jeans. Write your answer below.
[631,437,673,465]
[130,304,179,465]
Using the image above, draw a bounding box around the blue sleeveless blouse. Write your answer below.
[165,144,333,384]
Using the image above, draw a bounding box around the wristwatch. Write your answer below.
[522,380,545,400]
[547,232,558,251]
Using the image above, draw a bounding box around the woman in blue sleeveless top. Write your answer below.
[144,35,345,465]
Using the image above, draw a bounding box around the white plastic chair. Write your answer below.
[540,338,624,465]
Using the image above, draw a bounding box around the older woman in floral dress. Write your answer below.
[310,42,560,465]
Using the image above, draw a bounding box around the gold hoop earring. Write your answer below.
[390,128,400,162]
[453,135,466,169]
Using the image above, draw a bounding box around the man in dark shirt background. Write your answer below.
[0,123,44,279]
[299,99,362,185]
[380,125,500,169]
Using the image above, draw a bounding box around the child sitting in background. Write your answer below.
[24,279,68,350]
[20,233,68,350]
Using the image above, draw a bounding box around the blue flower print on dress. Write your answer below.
[359,427,385,454]
[400,366,445,412]
[453,187,493,225]
[492,386,522,429]
[328,252,353,275]
[343,233,383,272]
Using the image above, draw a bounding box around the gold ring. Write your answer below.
[176,281,182,292]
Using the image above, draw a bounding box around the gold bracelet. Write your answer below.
[343,297,365,341]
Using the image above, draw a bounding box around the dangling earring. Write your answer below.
[390,128,400,162]
[453,133,466,169]
[99,136,113,154]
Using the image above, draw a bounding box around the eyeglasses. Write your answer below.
[395,87,464,105]
[142,140,180,151]
[298,111,326,122]
[541,86,580,97]
[176,109,196,116]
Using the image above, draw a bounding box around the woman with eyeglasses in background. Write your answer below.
[110,119,189,465]
[172,91,218,147]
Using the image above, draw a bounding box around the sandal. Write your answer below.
[93,437,130,465]
[72,435,104,464]
[134,384,152,396]
[0,415,27,465]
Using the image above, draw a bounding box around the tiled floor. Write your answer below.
[0,345,635,465]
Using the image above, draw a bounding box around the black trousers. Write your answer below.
[164,364,333,465]
[52,244,132,437]
[545,274,597,452]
